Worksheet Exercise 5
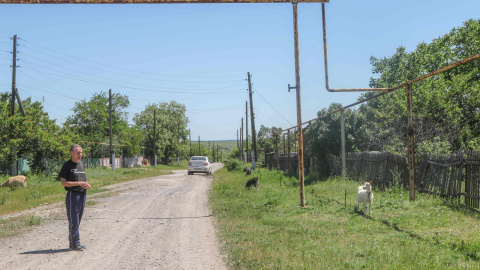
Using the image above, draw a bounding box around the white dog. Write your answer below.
[356,182,373,213]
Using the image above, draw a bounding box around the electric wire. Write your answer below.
[189,119,239,128]
[188,105,244,112]
[20,56,244,93]
[253,87,294,127]
[21,44,245,84]
[21,60,86,97]
[21,39,245,79]
[256,109,287,127]
[17,70,78,100]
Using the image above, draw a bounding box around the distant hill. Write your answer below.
[197,140,237,152]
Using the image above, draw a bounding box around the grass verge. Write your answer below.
[210,167,480,269]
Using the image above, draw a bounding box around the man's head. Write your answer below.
[69,144,82,163]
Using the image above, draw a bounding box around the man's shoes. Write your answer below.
[69,245,86,251]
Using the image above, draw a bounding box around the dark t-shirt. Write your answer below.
[59,159,87,192]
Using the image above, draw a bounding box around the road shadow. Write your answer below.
[20,248,70,255]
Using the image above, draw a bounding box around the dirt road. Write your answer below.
[0,163,227,270]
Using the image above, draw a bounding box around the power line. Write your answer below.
[188,105,243,112]
[21,60,86,97]
[253,87,294,127]
[21,44,246,84]
[20,56,245,93]
[189,119,239,128]
[256,109,287,127]
[21,38,245,79]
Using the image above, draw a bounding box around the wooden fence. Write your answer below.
[265,150,480,211]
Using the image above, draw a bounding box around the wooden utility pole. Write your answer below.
[11,35,17,117]
[154,109,157,166]
[198,136,201,155]
[247,72,258,162]
[241,118,244,160]
[109,89,114,171]
[245,101,249,162]
[341,109,346,180]
[189,129,192,157]
[292,2,305,207]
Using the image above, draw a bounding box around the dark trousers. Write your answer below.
[66,191,87,247]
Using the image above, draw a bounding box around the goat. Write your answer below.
[245,177,259,190]
[1,175,28,189]
[243,167,251,176]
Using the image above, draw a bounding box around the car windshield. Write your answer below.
[191,157,206,161]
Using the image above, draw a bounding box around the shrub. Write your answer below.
[224,159,241,171]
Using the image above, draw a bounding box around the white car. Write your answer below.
[188,156,212,175]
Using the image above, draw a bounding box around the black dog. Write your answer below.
[245,177,259,190]
[243,167,251,176]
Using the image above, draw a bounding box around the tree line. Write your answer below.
[0,90,190,173]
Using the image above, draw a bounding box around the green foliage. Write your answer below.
[0,92,78,173]
[257,125,286,154]
[133,101,189,163]
[364,18,480,153]
[25,214,42,226]
[224,159,242,171]
[416,137,451,155]
[305,19,480,160]
[64,91,138,157]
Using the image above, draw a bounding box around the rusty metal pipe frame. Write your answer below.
[321,2,480,93]
[1,0,329,3]
[278,51,480,134]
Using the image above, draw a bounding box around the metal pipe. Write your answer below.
[406,84,415,201]
[6,0,330,3]
[278,50,480,134]
[321,2,480,93]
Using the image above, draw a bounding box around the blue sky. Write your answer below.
[1,0,479,141]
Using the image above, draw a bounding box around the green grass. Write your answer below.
[210,167,480,269]
[0,161,187,237]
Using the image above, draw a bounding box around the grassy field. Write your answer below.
[0,161,187,236]
[210,166,480,269]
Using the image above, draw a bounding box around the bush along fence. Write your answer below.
[265,150,480,211]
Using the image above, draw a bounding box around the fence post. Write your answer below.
[407,84,415,201]
[341,109,346,181]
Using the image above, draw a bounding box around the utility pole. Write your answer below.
[11,35,17,117]
[198,136,200,155]
[247,72,258,163]
[109,89,114,171]
[245,101,249,162]
[189,129,192,157]
[10,35,18,176]
[237,129,239,149]
[241,118,244,161]
[292,2,305,207]
[153,109,157,167]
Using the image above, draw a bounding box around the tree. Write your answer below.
[64,91,138,157]
[0,92,78,173]
[364,18,480,152]
[133,101,189,164]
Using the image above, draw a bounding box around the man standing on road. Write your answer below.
[59,144,91,251]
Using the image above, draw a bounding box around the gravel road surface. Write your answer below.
[0,163,226,270]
